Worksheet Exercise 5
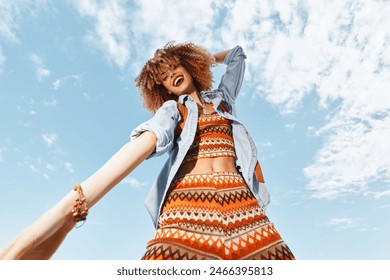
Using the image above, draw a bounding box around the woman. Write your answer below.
[0,42,294,260]
[133,42,294,260]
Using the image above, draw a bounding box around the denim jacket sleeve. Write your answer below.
[217,46,247,106]
[130,100,179,159]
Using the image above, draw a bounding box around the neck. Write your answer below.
[189,89,204,108]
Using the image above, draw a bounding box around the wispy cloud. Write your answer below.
[72,0,131,69]
[82,92,91,101]
[18,156,55,180]
[30,54,51,81]
[285,123,296,130]
[0,45,6,74]
[0,1,20,43]
[328,217,379,232]
[0,0,52,76]
[260,142,273,148]
[16,98,38,116]
[0,146,6,162]
[64,162,75,174]
[0,0,52,43]
[214,0,390,199]
[43,98,58,107]
[122,177,148,189]
[52,74,81,90]
[328,217,358,229]
[371,190,390,199]
[71,0,221,70]
[41,133,58,148]
[67,0,389,200]
[131,0,217,50]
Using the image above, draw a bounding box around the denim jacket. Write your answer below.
[131,46,271,228]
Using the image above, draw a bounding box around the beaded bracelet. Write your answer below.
[71,184,89,227]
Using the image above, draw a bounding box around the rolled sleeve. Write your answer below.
[218,46,247,104]
[130,100,179,159]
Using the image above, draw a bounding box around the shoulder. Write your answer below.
[154,99,180,120]
[156,99,178,112]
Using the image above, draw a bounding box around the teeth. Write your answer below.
[174,76,183,86]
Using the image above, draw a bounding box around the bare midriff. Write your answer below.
[174,112,238,178]
[175,157,238,178]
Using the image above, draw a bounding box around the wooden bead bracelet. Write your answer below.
[71,184,89,227]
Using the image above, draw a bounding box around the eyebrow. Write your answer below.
[159,65,178,78]
[159,72,167,80]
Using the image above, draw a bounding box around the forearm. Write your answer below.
[213,49,231,63]
[80,131,156,207]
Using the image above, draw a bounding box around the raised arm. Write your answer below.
[216,46,247,108]
[0,131,157,260]
[213,49,230,63]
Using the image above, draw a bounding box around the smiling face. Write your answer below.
[136,42,214,112]
[159,65,197,96]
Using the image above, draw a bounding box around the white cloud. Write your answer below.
[68,0,389,200]
[0,0,51,43]
[43,98,57,107]
[0,45,6,73]
[305,116,390,199]
[52,79,62,90]
[45,163,55,172]
[214,0,390,199]
[276,1,389,199]
[19,156,54,180]
[260,142,273,148]
[328,217,357,228]
[65,162,75,174]
[285,123,296,130]
[30,54,51,81]
[73,0,131,69]
[0,146,6,162]
[0,1,20,43]
[41,133,58,148]
[52,74,81,90]
[131,0,217,50]
[371,190,390,199]
[122,177,147,189]
[328,217,378,232]
[82,92,91,101]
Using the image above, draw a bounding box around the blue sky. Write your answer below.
[0,0,389,260]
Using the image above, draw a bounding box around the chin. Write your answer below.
[173,92,186,97]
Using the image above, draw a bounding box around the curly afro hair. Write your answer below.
[135,42,215,113]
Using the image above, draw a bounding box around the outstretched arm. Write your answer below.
[80,131,156,207]
[0,131,157,260]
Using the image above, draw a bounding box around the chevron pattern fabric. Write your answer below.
[142,173,295,260]
[183,113,236,163]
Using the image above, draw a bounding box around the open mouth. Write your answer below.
[173,75,184,87]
